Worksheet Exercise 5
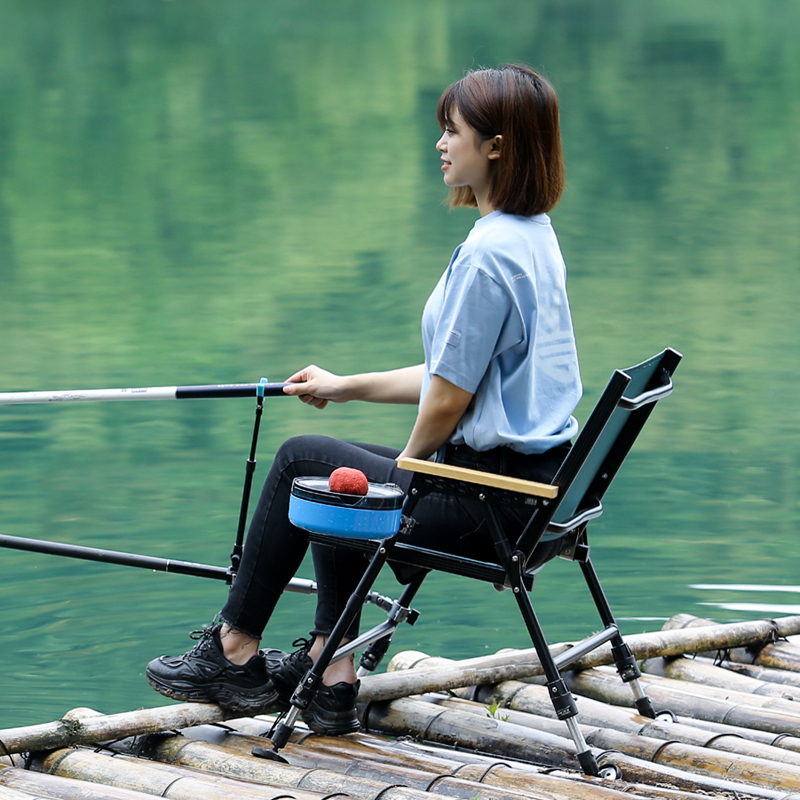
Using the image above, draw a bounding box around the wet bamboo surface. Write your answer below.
[5,615,800,800]
[358,615,800,703]
[664,615,800,673]
[0,703,225,755]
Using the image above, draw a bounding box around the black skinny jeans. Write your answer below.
[220,434,568,641]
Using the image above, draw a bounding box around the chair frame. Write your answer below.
[261,348,682,776]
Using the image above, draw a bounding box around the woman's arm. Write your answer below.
[283,364,424,409]
[397,374,473,461]
[284,365,472,460]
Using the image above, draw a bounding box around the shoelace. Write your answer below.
[282,637,312,668]
[186,627,216,655]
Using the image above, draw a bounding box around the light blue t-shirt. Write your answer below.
[421,210,581,454]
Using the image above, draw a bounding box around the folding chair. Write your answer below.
[261,348,682,776]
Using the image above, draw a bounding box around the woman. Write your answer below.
[147,64,581,736]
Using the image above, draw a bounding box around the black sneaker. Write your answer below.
[146,625,279,715]
[301,680,360,735]
[264,638,360,735]
[263,637,313,708]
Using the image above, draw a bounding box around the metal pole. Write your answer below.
[0,382,289,405]
[0,379,303,587]
[0,533,317,594]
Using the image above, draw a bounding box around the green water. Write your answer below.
[1,1,799,727]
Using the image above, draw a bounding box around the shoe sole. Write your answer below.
[146,671,280,715]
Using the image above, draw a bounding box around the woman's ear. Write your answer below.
[487,134,503,160]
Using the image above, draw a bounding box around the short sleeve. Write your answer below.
[427,265,514,394]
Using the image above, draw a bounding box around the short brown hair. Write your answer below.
[437,65,565,216]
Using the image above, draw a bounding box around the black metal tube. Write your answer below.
[0,533,321,596]
[0,534,230,581]
[231,394,265,574]
[553,626,619,670]
[175,383,288,399]
[175,383,289,400]
[295,535,398,699]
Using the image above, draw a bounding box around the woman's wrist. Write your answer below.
[339,373,363,402]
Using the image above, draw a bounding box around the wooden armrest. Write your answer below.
[396,457,558,500]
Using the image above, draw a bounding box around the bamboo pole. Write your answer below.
[130,734,483,800]
[176,731,462,795]
[359,617,800,702]
[1,764,163,800]
[233,718,603,783]
[361,732,800,800]
[0,783,49,800]
[642,655,799,699]
[0,703,226,756]
[597,751,800,800]
[39,747,349,800]
[628,666,800,712]
[3,622,797,759]
[381,648,800,761]
[429,694,800,792]
[558,716,800,792]
[281,724,800,800]
[176,723,684,800]
[464,680,800,768]
[657,716,800,755]
[362,695,579,768]
[447,762,720,800]
[258,724,486,776]
[362,697,800,800]
[565,668,800,736]
[227,720,729,800]
[359,644,568,701]
[334,736,719,800]
[720,661,800,688]
[664,615,800,672]
[420,770,664,800]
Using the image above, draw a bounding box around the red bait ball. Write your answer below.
[329,467,369,496]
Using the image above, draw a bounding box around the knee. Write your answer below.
[274,435,339,476]
[276,434,333,460]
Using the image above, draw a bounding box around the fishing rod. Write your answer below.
[0,378,400,610]
[0,532,318,594]
[0,378,294,588]
[0,381,289,405]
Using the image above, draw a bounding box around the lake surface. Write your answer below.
[1,0,799,727]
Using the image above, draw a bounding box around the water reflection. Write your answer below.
[693,584,800,615]
[1,1,799,726]
[693,584,800,593]
[701,603,800,614]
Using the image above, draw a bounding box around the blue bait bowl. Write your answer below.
[289,477,405,539]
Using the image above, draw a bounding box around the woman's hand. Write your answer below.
[283,365,351,410]
[283,364,425,409]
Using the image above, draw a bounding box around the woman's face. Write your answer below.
[436,106,498,204]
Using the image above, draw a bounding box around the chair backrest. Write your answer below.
[518,348,682,562]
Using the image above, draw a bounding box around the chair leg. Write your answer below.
[579,554,656,719]
[508,551,601,777]
[265,535,397,753]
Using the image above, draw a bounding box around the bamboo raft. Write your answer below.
[4,614,800,800]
